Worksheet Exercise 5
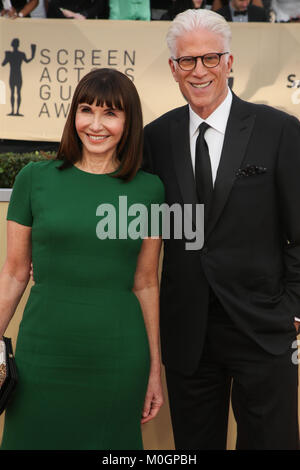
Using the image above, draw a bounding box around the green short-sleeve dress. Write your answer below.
[1,159,164,450]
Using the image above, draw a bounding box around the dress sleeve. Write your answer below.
[6,162,33,227]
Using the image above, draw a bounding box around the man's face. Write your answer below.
[169,28,233,119]
[231,0,250,11]
[192,0,203,8]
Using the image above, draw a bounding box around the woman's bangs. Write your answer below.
[78,76,124,111]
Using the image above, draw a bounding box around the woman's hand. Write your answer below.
[141,368,164,424]
[60,8,86,20]
[72,12,86,20]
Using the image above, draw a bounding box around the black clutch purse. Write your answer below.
[0,337,18,415]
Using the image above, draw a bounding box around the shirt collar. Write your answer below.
[189,87,233,137]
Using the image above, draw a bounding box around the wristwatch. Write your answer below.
[18,11,24,17]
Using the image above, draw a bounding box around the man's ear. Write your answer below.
[226,54,234,78]
[169,58,179,83]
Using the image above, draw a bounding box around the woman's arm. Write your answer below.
[0,221,32,338]
[132,236,164,424]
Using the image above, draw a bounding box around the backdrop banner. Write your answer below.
[0,19,300,141]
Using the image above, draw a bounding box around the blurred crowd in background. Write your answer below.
[0,0,299,23]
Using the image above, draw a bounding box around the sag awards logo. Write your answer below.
[287,74,300,105]
[1,38,36,116]
[1,37,136,119]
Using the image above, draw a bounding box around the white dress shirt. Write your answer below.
[189,87,232,186]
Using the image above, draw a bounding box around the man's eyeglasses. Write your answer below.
[172,52,229,71]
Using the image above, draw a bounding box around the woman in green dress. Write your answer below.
[0,68,164,450]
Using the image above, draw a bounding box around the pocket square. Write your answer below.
[236,164,267,178]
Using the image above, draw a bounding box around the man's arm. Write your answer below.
[19,0,38,17]
[276,115,300,321]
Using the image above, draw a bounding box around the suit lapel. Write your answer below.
[205,95,256,240]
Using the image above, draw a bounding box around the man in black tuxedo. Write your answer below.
[143,9,300,449]
[217,0,268,22]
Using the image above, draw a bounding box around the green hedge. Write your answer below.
[0,152,56,188]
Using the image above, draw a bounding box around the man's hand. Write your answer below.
[7,7,17,18]
[1,7,17,18]
[294,321,300,334]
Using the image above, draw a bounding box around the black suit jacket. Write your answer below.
[216,5,268,22]
[143,94,300,374]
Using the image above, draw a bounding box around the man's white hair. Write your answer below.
[166,9,232,58]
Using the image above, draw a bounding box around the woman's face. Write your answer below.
[192,0,203,8]
[75,101,125,161]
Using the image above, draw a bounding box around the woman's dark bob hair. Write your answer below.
[56,68,143,181]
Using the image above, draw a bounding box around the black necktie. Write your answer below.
[233,9,247,16]
[195,122,213,221]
